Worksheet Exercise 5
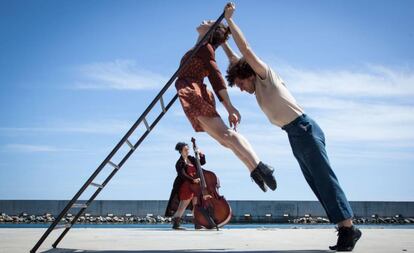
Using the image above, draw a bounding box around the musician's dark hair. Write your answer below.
[175,142,188,153]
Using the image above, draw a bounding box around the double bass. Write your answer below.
[190,137,232,230]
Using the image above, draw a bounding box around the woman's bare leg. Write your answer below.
[191,197,197,215]
[199,117,252,169]
[191,197,198,207]
[197,116,260,172]
[202,126,250,166]
[173,198,192,218]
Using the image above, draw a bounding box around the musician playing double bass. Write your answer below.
[165,142,209,229]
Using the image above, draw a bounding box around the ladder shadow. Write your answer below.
[41,249,332,253]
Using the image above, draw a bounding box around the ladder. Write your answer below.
[30,12,225,253]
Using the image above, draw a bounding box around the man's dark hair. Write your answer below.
[209,23,231,48]
[226,58,256,87]
[175,142,188,153]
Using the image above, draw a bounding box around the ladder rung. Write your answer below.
[72,203,88,208]
[90,182,103,188]
[54,224,71,230]
[143,118,151,131]
[125,139,135,150]
[107,161,119,170]
[160,97,166,113]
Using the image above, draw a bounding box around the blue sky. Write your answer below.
[1,0,413,201]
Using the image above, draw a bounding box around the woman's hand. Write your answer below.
[193,178,201,184]
[197,149,203,156]
[218,89,241,130]
[224,2,235,20]
[228,106,241,131]
[194,148,203,155]
[203,194,213,200]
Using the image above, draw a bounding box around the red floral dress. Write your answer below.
[175,43,227,132]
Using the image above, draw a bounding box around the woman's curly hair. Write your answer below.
[226,58,256,87]
[209,23,231,48]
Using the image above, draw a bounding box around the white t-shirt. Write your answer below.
[254,65,304,127]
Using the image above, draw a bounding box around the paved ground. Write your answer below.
[0,228,413,253]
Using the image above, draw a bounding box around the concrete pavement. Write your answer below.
[0,228,413,253]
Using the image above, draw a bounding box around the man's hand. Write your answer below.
[193,178,201,184]
[224,2,235,20]
[228,106,241,131]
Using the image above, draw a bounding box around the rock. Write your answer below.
[156,215,166,222]
[35,216,45,222]
[317,217,329,223]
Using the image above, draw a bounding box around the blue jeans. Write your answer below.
[282,114,354,223]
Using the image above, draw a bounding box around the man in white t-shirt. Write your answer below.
[221,2,362,251]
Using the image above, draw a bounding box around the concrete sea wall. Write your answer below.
[1,200,413,221]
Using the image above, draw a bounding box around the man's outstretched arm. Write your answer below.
[224,2,267,79]
[221,41,240,65]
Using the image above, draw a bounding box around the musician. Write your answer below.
[165,142,205,229]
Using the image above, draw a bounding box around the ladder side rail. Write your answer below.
[52,94,178,248]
